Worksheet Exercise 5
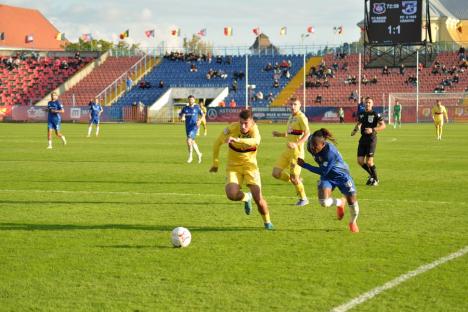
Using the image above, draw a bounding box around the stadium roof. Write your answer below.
[0,4,65,51]
[430,0,468,20]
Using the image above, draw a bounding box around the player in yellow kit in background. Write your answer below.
[209,109,273,230]
[197,99,208,136]
[272,98,310,206]
[431,100,449,140]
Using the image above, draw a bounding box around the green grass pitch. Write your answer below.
[0,122,467,311]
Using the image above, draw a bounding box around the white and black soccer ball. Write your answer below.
[171,227,191,248]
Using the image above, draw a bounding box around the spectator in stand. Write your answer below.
[344,75,353,85]
[60,60,69,70]
[361,74,369,86]
[432,65,441,75]
[442,76,453,87]
[349,90,358,102]
[448,65,458,75]
[256,91,264,101]
[382,65,390,75]
[264,63,273,71]
[460,58,468,69]
[273,79,280,88]
[282,69,291,79]
[323,78,330,89]
[219,100,226,107]
[190,63,198,72]
[453,73,460,84]
[399,64,405,75]
[216,56,223,64]
[405,75,417,86]
[342,62,349,71]
[332,62,339,71]
[371,75,378,84]
[126,76,133,91]
[315,94,323,104]
[267,92,274,104]
[351,76,357,85]
[274,62,280,70]
[458,46,465,61]
[231,79,238,92]
[280,60,289,68]
[13,58,21,68]
[225,55,232,65]
[441,64,448,74]
[434,84,446,93]
[159,80,165,88]
[229,99,236,108]
[418,62,423,72]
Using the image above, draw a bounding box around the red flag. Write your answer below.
[307,26,315,34]
[197,28,207,37]
[224,27,233,36]
[252,27,261,36]
[171,28,180,37]
[145,29,155,38]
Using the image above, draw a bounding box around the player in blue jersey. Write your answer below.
[87,98,103,137]
[297,128,360,233]
[179,95,204,163]
[46,92,67,149]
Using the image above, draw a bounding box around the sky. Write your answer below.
[3,0,365,50]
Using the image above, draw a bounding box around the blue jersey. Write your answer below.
[301,142,356,195]
[89,103,103,118]
[47,100,63,122]
[179,105,203,133]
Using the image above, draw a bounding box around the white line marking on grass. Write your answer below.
[330,246,468,312]
[0,189,464,206]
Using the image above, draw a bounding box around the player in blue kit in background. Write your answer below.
[46,92,67,149]
[87,98,103,137]
[179,95,204,163]
[297,128,360,233]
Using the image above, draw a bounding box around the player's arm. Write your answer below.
[179,108,185,121]
[373,117,386,132]
[52,103,64,114]
[351,122,361,136]
[444,108,449,123]
[210,128,229,172]
[196,107,203,127]
[297,158,321,175]
[234,127,260,148]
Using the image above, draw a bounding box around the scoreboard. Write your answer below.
[367,0,423,44]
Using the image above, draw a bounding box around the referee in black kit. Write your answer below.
[351,97,386,186]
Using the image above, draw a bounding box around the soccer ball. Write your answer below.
[171,227,191,248]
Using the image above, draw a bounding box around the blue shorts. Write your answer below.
[90,117,100,125]
[318,175,356,196]
[48,120,61,130]
[186,127,198,139]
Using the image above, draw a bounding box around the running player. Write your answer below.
[351,97,386,186]
[272,98,310,206]
[46,92,67,149]
[393,100,402,128]
[431,100,449,140]
[197,99,208,136]
[179,95,203,163]
[87,98,103,137]
[298,128,360,232]
[209,109,273,230]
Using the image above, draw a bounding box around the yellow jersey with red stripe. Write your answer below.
[212,122,260,168]
[432,105,448,121]
[286,111,309,157]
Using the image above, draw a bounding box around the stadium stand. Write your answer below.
[112,53,304,108]
[60,56,141,106]
[0,54,92,106]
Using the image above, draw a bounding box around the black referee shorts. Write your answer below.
[357,135,377,157]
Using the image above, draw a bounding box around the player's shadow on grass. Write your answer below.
[30,180,222,185]
[0,200,227,205]
[0,223,259,232]
[96,244,174,249]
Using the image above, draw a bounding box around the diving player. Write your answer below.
[209,109,273,230]
[179,95,203,163]
[272,98,310,206]
[298,128,360,233]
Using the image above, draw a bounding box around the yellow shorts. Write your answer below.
[434,119,443,126]
[226,164,261,187]
[274,148,302,176]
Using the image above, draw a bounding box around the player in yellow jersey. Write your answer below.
[431,100,449,140]
[197,99,208,136]
[209,109,273,230]
[272,98,310,206]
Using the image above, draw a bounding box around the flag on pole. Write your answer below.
[171,28,180,37]
[301,33,310,39]
[280,26,287,36]
[119,29,129,40]
[25,34,34,43]
[224,27,233,36]
[145,29,155,38]
[81,33,93,42]
[307,26,315,34]
[197,28,207,37]
[252,27,261,36]
[333,26,343,35]
[0,32,5,41]
[55,32,66,40]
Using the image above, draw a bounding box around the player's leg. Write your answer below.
[186,137,193,163]
[95,121,100,136]
[357,139,372,184]
[434,121,440,140]
[345,194,359,232]
[191,135,202,163]
[336,177,359,232]
[226,170,252,215]
[248,184,273,230]
[47,127,53,149]
[439,122,444,140]
[87,121,93,137]
[318,182,345,220]
[272,150,290,182]
[202,118,207,136]
[290,156,308,206]
[365,156,378,185]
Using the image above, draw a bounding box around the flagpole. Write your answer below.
[245,54,249,109]
[416,50,419,123]
[358,53,362,101]
[303,52,306,112]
